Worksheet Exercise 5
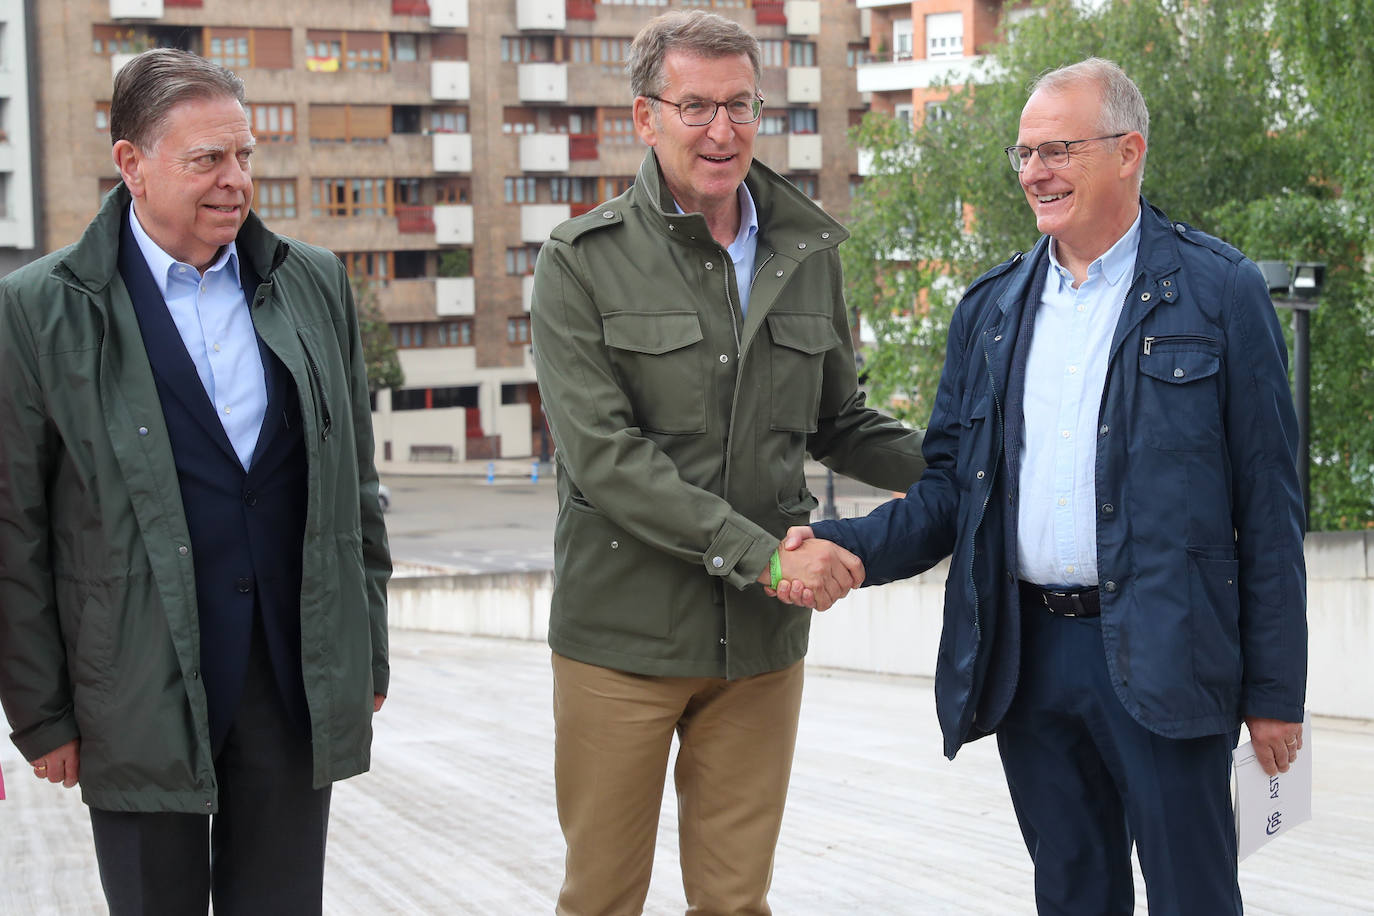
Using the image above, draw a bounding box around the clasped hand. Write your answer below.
[759,526,861,611]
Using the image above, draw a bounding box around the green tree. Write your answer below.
[352,278,405,394]
[845,0,1373,529]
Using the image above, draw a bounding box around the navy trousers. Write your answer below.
[996,606,1242,916]
[89,619,330,916]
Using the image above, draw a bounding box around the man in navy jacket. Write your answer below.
[781,59,1306,914]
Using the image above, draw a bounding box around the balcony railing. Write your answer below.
[569,134,599,161]
[570,201,597,218]
[392,0,431,13]
[567,0,595,19]
[755,0,786,26]
[396,205,436,234]
[166,0,204,7]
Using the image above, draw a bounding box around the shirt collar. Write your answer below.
[128,202,240,299]
[670,183,760,253]
[1048,206,1143,290]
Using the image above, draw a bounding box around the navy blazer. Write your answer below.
[813,200,1307,758]
[118,214,310,749]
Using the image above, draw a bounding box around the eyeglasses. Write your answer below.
[1004,133,1127,172]
[647,95,764,127]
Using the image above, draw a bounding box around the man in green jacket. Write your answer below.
[531,11,924,914]
[0,50,389,914]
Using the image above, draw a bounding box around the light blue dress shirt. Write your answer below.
[129,205,267,470]
[1016,209,1142,588]
[673,182,760,315]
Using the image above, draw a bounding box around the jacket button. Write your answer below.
[243,490,257,506]
[236,577,251,593]
[610,540,619,549]
[975,470,985,479]
[1173,368,1185,378]
[137,426,149,436]
[820,232,830,239]
[1102,504,1114,514]
[719,354,729,364]
[712,556,724,568]
[705,261,715,270]
[189,669,199,680]
[1099,424,1109,437]
[178,545,189,556]
[1103,580,1118,592]
[602,210,615,219]
[797,242,806,250]
[775,269,784,277]
[1141,292,1152,301]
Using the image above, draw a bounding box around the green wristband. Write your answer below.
[769,549,783,590]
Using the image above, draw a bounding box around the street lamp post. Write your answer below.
[1258,260,1323,530]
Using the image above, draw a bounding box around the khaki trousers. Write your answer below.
[552,653,806,916]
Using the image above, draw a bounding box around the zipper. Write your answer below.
[297,331,332,441]
[1142,333,1214,355]
[750,250,775,296]
[718,248,742,358]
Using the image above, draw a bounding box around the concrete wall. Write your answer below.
[388,531,1374,720]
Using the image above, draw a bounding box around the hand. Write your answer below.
[1245,716,1303,777]
[29,738,81,788]
[374,693,386,713]
[764,531,864,611]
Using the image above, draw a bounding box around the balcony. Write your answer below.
[429,0,468,28]
[569,134,598,161]
[110,0,162,17]
[391,0,430,14]
[521,204,570,244]
[784,0,820,34]
[754,0,785,26]
[434,205,474,245]
[519,134,570,172]
[517,0,565,30]
[436,278,475,316]
[431,61,470,101]
[787,67,821,104]
[395,205,436,234]
[567,0,595,20]
[788,134,822,171]
[518,63,568,103]
[856,55,991,93]
[433,133,473,172]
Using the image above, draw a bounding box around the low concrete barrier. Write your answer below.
[388,532,1374,721]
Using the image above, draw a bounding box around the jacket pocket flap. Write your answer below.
[766,312,840,355]
[603,311,703,355]
[1140,348,1220,384]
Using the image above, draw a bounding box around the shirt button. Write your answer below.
[1067,366,1077,374]
[719,354,729,364]
[213,343,221,352]
[1058,497,1067,506]
[223,406,231,415]
[1061,430,1070,439]
[1065,565,1075,574]
[712,556,724,568]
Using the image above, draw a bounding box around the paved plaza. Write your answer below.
[4,629,1373,914]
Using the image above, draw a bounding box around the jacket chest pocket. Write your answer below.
[766,312,840,432]
[1137,334,1223,451]
[603,310,706,435]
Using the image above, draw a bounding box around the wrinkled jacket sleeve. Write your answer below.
[532,239,779,589]
[336,265,391,697]
[806,249,926,491]
[0,283,81,759]
[1227,261,1306,723]
[812,288,975,585]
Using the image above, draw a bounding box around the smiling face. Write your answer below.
[113,94,255,272]
[634,50,758,224]
[1015,81,1143,272]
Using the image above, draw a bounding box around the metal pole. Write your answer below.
[824,469,837,520]
[1293,308,1311,530]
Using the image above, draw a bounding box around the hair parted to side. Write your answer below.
[1029,57,1149,164]
[109,48,246,152]
[626,10,762,101]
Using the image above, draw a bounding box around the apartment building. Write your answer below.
[30,0,868,463]
[0,0,38,273]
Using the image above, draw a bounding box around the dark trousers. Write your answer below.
[996,607,1242,916]
[89,621,330,916]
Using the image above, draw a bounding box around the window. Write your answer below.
[255,179,297,220]
[787,176,818,199]
[759,40,785,69]
[507,316,531,345]
[893,19,914,61]
[789,41,815,68]
[428,107,468,134]
[503,107,538,135]
[208,30,250,68]
[846,43,867,69]
[92,26,143,56]
[549,177,588,204]
[436,320,473,347]
[346,32,386,71]
[789,108,817,134]
[312,178,391,218]
[501,36,554,63]
[310,105,391,144]
[598,176,634,200]
[600,0,667,5]
[568,37,593,64]
[925,101,953,126]
[95,101,111,132]
[340,251,392,281]
[247,103,295,142]
[505,178,537,204]
[392,323,427,349]
[392,385,478,411]
[926,12,964,59]
[201,27,291,69]
[601,113,636,146]
[598,38,632,71]
[436,178,471,204]
[431,33,468,62]
[758,112,787,135]
[306,31,388,72]
[893,104,914,130]
[506,246,540,275]
[392,33,419,62]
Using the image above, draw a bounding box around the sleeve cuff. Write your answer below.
[703,517,777,590]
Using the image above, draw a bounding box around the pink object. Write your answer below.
[0,760,6,800]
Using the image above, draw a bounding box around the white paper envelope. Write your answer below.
[1233,716,1312,861]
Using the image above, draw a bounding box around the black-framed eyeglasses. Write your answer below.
[1004,133,1127,172]
[647,95,764,127]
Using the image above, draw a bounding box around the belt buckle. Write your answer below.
[1047,589,1080,617]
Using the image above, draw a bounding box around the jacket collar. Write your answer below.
[631,150,848,259]
[58,183,290,302]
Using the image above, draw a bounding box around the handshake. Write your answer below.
[755,526,863,611]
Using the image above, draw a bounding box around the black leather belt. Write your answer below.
[1019,581,1101,618]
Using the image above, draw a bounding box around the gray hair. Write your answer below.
[1030,57,1149,175]
[110,48,246,152]
[626,10,762,100]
